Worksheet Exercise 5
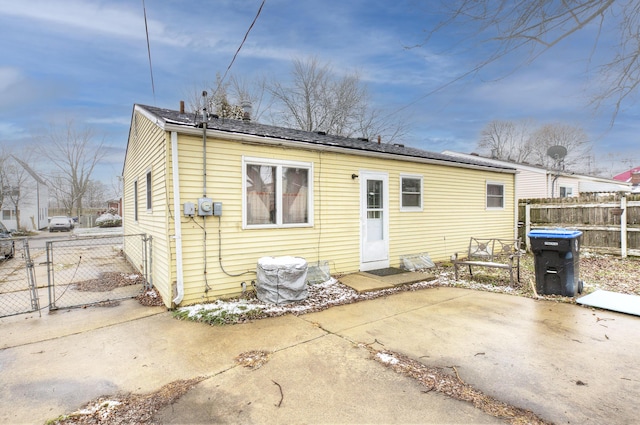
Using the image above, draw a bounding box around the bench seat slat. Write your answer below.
[456,261,511,269]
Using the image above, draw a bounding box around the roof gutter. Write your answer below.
[170,131,184,305]
[164,124,516,175]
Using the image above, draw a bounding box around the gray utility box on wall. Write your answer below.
[528,228,583,297]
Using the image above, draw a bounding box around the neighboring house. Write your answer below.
[123,104,517,307]
[613,166,640,193]
[106,199,122,216]
[1,157,49,231]
[443,151,631,200]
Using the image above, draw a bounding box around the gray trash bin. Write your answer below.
[528,228,583,297]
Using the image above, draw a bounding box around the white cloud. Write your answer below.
[0,121,27,140]
[0,0,190,46]
[86,116,131,127]
[0,67,24,92]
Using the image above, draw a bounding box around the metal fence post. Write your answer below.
[22,239,41,317]
[147,235,153,290]
[525,202,531,252]
[46,240,56,311]
[621,194,627,258]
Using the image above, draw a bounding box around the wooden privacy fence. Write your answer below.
[518,193,640,257]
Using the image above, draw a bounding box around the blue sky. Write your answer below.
[1,0,638,186]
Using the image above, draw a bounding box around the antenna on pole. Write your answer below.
[547,145,568,198]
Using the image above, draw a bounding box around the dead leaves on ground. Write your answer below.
[234,350,271,370]
[47,377,206,425]
[368,347,553,425]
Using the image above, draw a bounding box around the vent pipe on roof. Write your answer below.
[377,135,381,144]
[180,100,185,114]
[241,100,252,122]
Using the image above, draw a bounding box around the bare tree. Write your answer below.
[189,58,408,142]
[476,120,592,172]
[83,180,108,209]
[40,121,107,218]
[477,119,536,163]
[529,123,592,172]
[269,57,362,135]
[185,74,246,120]
[2,155,37,231]
[266,57,408,142]
[48,173,74,216]
[0,151,6,212]
[422,1,638,121]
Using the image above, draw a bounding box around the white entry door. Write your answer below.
[360,171,389,271]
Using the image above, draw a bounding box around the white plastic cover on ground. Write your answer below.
[256,256,308,304]
[306,260,331,284]
[577,290,640,317]
[400,252,435,271]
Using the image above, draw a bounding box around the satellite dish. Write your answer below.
[547,145,567,161]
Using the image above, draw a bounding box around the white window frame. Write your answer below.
[559,186,573,198]
[400,174,423,211]
[486,181,505,210]
[133,179,139,222]
[145,169,152,212]
[242,156,314,229]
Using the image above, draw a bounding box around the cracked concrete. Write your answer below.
[1,287,638,424]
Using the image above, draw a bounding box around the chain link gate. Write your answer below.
[0,238,41,318]
[46,234,151,310]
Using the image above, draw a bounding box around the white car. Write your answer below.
[49,216,73,232]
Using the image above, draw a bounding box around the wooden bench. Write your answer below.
[452,238,522,286]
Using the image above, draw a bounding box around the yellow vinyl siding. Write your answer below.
[123,111,172,304]
[167,135,515,305]
[124,110,516,307]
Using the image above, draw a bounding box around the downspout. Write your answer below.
[171,131,184,305]
[513,171,519,240]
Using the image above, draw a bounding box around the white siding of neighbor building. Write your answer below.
[515,168,548,199]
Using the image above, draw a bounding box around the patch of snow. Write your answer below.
[176,277,442,324]
[376,352,399,365]
[258,256,307,267]
[76,400,121,416]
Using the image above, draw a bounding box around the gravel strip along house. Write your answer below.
[122,103,517,308]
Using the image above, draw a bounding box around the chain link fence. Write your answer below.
[0,234,151,317]
[47,234,151,310]
[0,238,41,318]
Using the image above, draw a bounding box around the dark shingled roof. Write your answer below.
[138,104,514,172]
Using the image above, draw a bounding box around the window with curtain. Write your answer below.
[244,158,312,228]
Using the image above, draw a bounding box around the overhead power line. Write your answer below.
[142,0,156,104]
[214,0,266,99]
